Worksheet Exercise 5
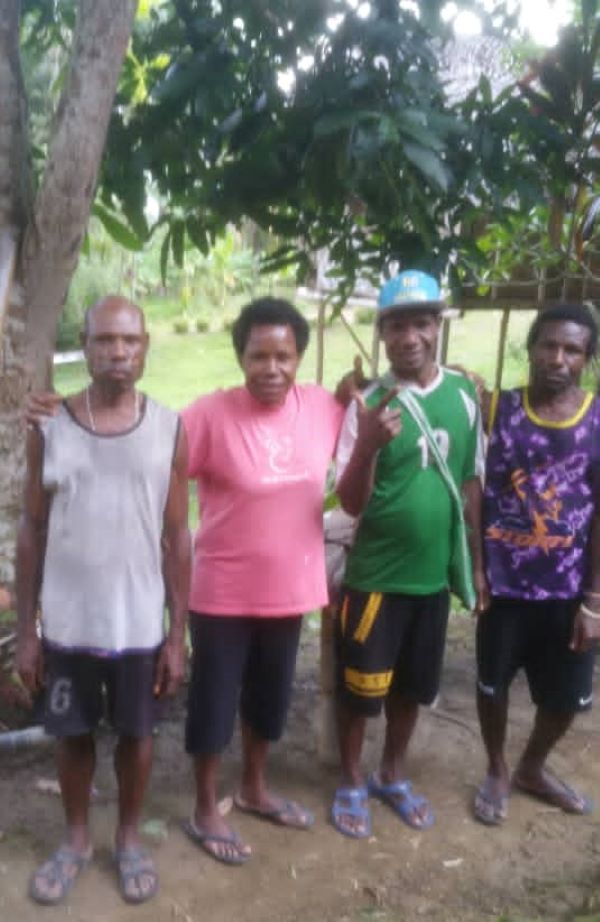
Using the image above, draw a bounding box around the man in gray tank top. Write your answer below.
[15,296,191,906]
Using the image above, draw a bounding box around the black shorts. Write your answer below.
[476,597,595,714]
[185,612,303,755]
[335,588,450,716]
[43,645,158,739]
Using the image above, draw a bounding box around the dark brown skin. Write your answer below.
[190,322,312,863]
[16,295,190,696]
[475,318,599,825]
[524,320,600,651]
[15,297,191,895]
[380,308,441,385]
[337,307,486,608]
[336,387,402,518]
[238,324,301,406]
[334,306,486,835]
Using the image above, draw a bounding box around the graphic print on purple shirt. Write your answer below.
[483,388,600,600]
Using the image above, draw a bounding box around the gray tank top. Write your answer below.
[40,397,179,655]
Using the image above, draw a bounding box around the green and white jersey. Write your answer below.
[336,367,483,595]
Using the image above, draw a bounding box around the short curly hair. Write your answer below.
[231,297,310,358]
[527,303,599,359]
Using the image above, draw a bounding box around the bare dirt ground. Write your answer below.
[1,615,600,922]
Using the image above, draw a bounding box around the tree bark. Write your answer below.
[0,0,31,231]
[0,0,138,585]
[22,0,139,385]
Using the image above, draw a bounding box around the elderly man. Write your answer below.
[474,302,600,825]
[15,296,190,904]
[331,270,486,838]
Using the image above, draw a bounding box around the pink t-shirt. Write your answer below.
[182,384,344,616]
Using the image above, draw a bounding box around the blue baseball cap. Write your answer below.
[378,270,445,313]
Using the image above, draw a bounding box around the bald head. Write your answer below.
[83,295,146,340]
[82,294,149,390]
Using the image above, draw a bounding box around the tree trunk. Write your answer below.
[0,0,138,585]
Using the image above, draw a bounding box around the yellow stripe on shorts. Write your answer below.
[344,667,393,698]
[353,592,383,644]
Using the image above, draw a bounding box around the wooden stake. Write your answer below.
[318,605,339,766]
[338,311,371,367]
[494,307,511,391]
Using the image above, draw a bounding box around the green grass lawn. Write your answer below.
[54,300,538,408]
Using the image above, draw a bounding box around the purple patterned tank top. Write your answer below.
[483,388,600,600]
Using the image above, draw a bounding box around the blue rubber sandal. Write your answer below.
[331,786,372,839]
[368,774,435,830]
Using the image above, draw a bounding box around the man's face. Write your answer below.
[528,320,590,393]
[83,304,149,390]
[239,324,301,406]
[380,309,441,380]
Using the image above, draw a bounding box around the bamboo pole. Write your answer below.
[317,604,339,765]
[494,307,511,391]
[338,310,371,366]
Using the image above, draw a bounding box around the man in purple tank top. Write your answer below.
[475,303,600,825]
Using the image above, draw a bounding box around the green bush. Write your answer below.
[173,316,191,334]
[56,300,85,351]
[56,229,122,351]
[355,307,375,325]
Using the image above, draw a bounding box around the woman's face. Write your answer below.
[240,324,301,406]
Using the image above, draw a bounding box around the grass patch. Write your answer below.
[54,299,537,409]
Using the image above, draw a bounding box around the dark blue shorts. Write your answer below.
[185,612,303,755]
[476,597,595,713]
[43,644,158,739]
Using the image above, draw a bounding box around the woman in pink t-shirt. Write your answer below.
[181,297,344,865]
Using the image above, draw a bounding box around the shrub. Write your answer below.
[173,316,191,334]
[355,307,375,325]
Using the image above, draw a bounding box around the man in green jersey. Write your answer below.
[330,270,487,838]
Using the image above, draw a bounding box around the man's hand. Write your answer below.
[570,603,600,652]
[472,569,491,617]
[25,392,62,427]
[153,635,186,698]
[15,632,43,695]
[334,355,371,408]
[355,388,402,454]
